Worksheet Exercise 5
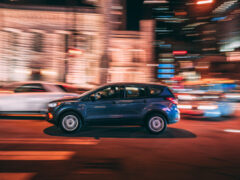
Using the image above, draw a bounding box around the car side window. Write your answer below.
[14,83,46,93]
[91,86,123,101]
[125,86,146,99]
[148,87,163,97]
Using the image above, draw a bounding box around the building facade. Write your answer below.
[0,4,103,86]
[0,1,155,85]
[108,20,155,83]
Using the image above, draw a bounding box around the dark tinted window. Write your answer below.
[149,87,162,97]
[93,86,123,101]
[125,86,146,98]
[14,83,46,93]
[149,87,163,97]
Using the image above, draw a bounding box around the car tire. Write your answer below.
[145,113,167,134]
[59,112,82,133]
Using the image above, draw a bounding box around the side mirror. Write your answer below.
[90,95,96,101]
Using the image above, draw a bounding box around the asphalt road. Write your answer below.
[0,114,240,180]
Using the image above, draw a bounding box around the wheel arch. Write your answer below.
[144,110,169,124]
[56,108,84,127]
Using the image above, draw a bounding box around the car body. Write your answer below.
[177,92,235,118]
[55,83,92,94]
[47,83,180,134]
[223,90,240,102]
[0,81,79,116]
[172,79,237,119]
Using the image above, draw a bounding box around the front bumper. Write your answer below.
[46,112,58,125]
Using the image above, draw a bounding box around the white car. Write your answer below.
[0,81,79,116]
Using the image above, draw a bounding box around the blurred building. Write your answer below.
[108,20,154,83]
[0,0,155,85]
[143,0,240,81]
[0,2,103,85]
[191,0,240,80]
[105,0,155,83]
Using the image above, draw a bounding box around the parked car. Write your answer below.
[47,83,180,134]
[0,81,79,116]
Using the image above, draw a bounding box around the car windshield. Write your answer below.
[2,82,22,90]
[44,84,65,92]
[77,85,106,98]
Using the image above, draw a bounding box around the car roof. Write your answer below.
[102,82,167,87]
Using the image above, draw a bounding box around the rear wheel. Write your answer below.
[145,113,167,134]
[59,112,82,133]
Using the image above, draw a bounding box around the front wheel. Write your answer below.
[59,112,82,133]
[145,114,167,134]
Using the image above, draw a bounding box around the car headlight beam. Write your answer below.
[197,105,218,110]
[48,102,61,108]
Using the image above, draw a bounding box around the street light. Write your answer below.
[196,0,213,5]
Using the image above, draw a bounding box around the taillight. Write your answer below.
[166,97,178,105]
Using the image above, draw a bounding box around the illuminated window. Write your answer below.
[32,32,43,52]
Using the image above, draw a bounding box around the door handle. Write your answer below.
[115,100,134,104]
[94,106,106,108]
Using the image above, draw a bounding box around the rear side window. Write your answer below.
[162,87,175,97]
[148,86,174,97]
[149,87,162,97]
[125,86,146,98]
[14,83,46,93]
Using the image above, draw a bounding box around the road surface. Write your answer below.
[0,114,240,180]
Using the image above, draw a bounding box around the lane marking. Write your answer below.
[0,151,74,160]
[0,114,46,117]
[224,129,240,133]
[0,138,99,145]
[74,169,112,175]
[0,173,36,180]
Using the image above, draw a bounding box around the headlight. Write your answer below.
[178,105,192,109]
[197,105,218,110]
[178,95,196,100]
[48,102,61,108]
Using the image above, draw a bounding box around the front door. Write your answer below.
[85,85,124,125]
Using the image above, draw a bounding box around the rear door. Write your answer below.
[113,85,147,124]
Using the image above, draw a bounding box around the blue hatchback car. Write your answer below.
[47,83,180,134]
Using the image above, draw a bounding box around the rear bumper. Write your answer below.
[168,109,180,124]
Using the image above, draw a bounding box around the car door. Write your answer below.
[14,83,50,112]
[0,93,28,112]
[85,85,124,125]
[113,85,147,124]
[0,83,46,112]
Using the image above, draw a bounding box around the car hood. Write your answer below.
[52,96,80,103]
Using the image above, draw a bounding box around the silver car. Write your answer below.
[0,81,79,116]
